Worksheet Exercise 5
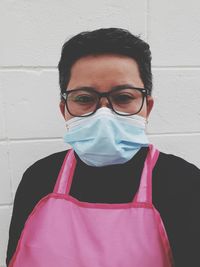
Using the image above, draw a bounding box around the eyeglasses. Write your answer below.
[61,86,150,117]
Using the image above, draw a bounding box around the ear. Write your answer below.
[146,96,154,118]
[59,101,65,119]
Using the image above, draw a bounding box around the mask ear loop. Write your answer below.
[145,116,148,129]
[66,124,70,131]
[143,96,149,126]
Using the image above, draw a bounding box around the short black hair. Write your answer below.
[58,27,152,99]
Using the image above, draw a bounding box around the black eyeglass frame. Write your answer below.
[61,86,150,117]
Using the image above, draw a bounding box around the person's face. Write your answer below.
[59,54,153,120]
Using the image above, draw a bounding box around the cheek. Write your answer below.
[64,109,74,121]
[137,101,148,118]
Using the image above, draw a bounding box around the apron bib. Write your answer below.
[9,144,174,267]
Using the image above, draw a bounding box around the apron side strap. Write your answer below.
[147,145,160,203]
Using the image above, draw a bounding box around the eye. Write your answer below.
[112,94,135,104]
[73,94,96,104]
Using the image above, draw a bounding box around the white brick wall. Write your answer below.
[0,1,200,266]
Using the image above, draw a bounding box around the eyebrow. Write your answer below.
[111,84,140,91]
[69,84,142,91]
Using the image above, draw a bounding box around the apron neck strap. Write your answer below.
[134,144,160,204]
[53,145,160,205]
[53,149,76,195]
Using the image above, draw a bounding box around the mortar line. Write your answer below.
[0,203,13,208]
[147,132,200,137]
[0,66,57,70]
[0,132,200,144]
[145,0,150,43]
[1,65,200,71]
[152,66,200,70]
[5,137,64,142]
[6,139,14,203]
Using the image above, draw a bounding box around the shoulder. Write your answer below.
[22,150,68,183]
[156,150,200,177]
[153,149,200,196]
[152,149,200,224]
[15,149,70,204]
[25,149,68,174]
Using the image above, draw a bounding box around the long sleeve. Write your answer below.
[6,168,36,266]
[6,151,65,266]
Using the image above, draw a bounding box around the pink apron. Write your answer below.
[9,145,174,267]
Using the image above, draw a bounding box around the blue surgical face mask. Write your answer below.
[63,107,149,167]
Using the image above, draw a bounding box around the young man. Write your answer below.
[7,28,200,267]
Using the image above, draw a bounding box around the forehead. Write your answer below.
[68,54,143,89]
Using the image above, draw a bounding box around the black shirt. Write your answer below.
[6,147,200,267]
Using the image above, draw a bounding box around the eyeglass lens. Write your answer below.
[66,88,144,116]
